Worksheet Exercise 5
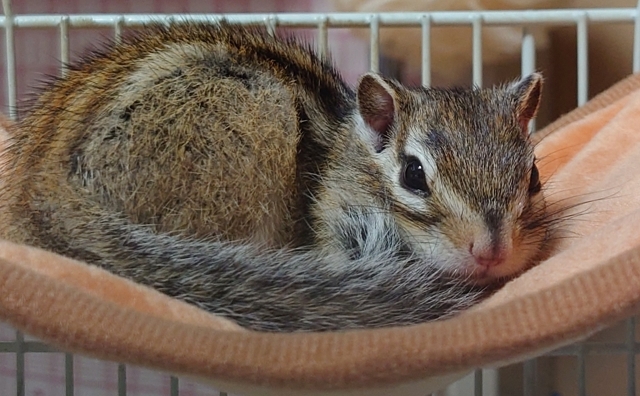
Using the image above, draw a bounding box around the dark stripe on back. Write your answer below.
[292,103,329,247]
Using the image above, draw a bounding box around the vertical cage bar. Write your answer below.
[2,0,17,119]
[265,15,277,36]
[114,16,124,43]
[576,13,589,106]
[523,359,536,396]
[635,0,640,72]
[65,353,74,396]
[170,376,179,396]
[369,14,380,72]
[421,14,431,87]
[317,16,328,58]
[627,318,636,396]
[521,27,536,133]
[521,28,536,76]
[118,364,127,396]
[15,331,25,396]
[59,16,70,77]
[472,15,483,87]
[474,369,483,396]
[481,369,499,396]
[577,344,587,396]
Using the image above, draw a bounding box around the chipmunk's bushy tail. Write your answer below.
[53,207,486,333]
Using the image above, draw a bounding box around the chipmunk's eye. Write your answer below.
[528,163,541,194]
[402,157,430,195]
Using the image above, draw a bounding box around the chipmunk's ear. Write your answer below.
[509,72,543,136]
[356,72,399,152]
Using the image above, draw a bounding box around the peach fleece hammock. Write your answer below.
[1,73,640,396]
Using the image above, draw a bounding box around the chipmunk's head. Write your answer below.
[354,72,547,284]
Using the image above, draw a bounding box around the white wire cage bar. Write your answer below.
[2,0,640,395]
[4,6,640,117]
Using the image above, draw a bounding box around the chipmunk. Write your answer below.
[0,21,555,332]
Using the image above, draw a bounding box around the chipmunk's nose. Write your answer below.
[469,242,507,268]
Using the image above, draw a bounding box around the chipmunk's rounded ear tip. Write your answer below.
[510,73,543,136]
[356,72,400,152]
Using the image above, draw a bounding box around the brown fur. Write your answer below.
[0,22,554,332]
[1,22,354,250]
